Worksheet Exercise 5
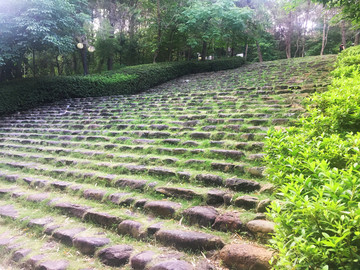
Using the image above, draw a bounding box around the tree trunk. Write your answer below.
[231,39,235,57]
[15,59,23,79]
[152,51,159,64]
[81,45,88,76]
[106,0,117,70]
[56,55,62,75]
[107,49,114,70]
[107,57,113,71]
[72,52,78,74]
[244,43,248,61]
[128,0,138,65]
[355,31,360,46]
[32,49,36,77]
[294,33,300,58]
[320,13,329,56]
[129,16,136,41]
[128,0,138,40]
[285,12,292,59]
[201,41,207,61]
[168,30,175,61]
[256,41,263,62]
[97,58,104,73]
[341,20,346,48]
[187,47,191,61]
[301,0,311,57]
[0,67,4,82]
[153,0,162,63]
[109,0,117,30]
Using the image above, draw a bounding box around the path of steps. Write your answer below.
[0,56,335,269]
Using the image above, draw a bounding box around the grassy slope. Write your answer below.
[0,55,336,269]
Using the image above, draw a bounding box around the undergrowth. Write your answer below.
[266,46,360,269]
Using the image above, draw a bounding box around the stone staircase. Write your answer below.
[0,55,335,270]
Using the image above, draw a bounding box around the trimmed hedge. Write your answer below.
[266,47,360,269]
[0,57,244,115]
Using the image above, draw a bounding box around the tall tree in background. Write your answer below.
[179,0,222,61]
[139,0,184,63]
[0,0,89,80]
[1,0,357,80]
[221,2,253,57]
[245,0,273,62]
[320,9,332,55]
[316,0,360,24]
[179,0,252,61]
[315,0,360,47]
[269,0,295,59]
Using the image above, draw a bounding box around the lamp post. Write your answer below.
[77,39,95,76]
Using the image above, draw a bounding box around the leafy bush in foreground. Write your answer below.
[0,57,244,115]
[266,46,360,269]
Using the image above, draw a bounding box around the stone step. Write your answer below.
[0,55,335,269]
[0,126,270,143]
[0,99,294,118]
[0,172,271,230]
[0,133,267,153]
[0,230,94,270]
[0,157,264,197]
[0,105,293,124]
[0,117,278,138]
[155,230,224,251]
[0,145,264,179]
[0,188,242,254]
[0,98,291,113]
[0,134,268,161]
[0,166,265,210]
[0,202,206,269]
[0,204,114,266]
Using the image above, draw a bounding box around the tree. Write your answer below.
[138,0,185,63]
[315,0,360,24]
[222,2,253,57]
[179,0,252,61]
[0,0,89,80]
[269,0,295,59]
[179,0,220,61]
[320,9,331,55]
[241,0,273,62]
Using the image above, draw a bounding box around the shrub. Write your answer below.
[0,57,244,115]
[266,45,360,269]
[333,45,360,78]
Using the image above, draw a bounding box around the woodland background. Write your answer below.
[1,0,359,81]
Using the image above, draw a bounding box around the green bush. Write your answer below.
[266,45,360,269]
[332,46,360,78]
[0,57,244,115]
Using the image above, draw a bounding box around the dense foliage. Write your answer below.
[1,0,359,81]
[266,46,360,269]
[0,57,244,115]
[316,0,360,24]
[0,0,89,79]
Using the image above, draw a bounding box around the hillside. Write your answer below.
[0,55,336,270]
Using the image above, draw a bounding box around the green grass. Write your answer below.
[0,54,337,269]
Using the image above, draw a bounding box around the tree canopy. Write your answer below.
[315,0,360,23]
[0,0,359,80]
[0,0,89,73]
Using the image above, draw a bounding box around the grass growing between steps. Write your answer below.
[0,220,116,270]
[0,54,337,268]
[0,58,244,116]
[266,47,360,269]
